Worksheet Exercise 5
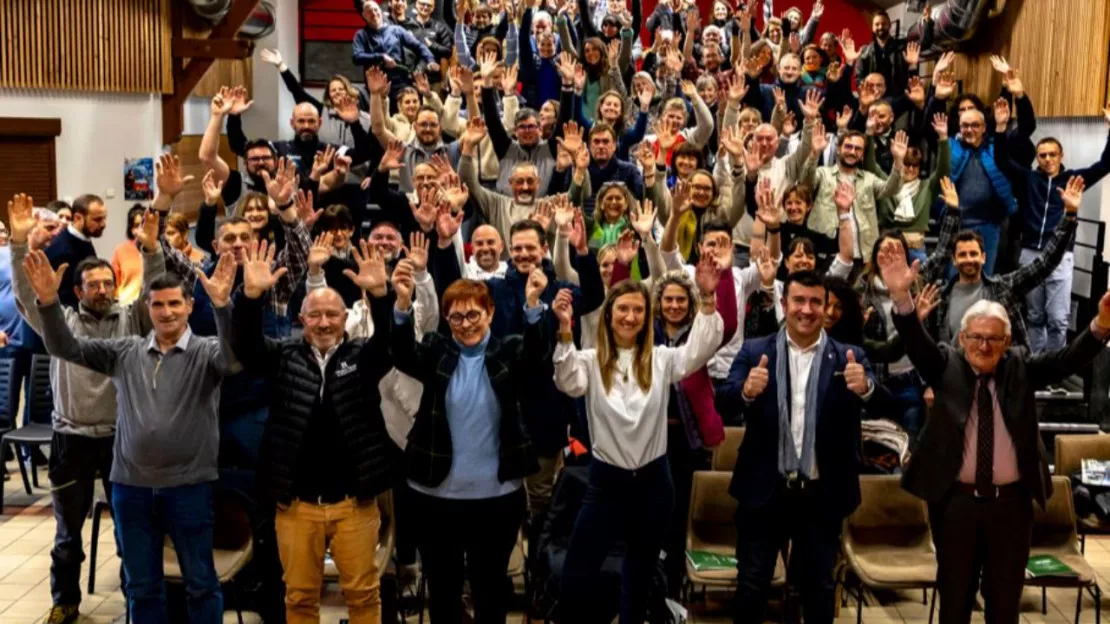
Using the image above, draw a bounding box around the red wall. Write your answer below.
[639,0,872,48]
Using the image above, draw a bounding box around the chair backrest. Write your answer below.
[0,357,16,428]
[1031,476,1080,552]
[687,470,738,549]
[27,354,53,426]
[1054,434,1110,478]
[711,427,745,472]
[845,475,931,547]
[212,487,254,551]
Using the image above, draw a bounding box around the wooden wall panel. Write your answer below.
[946,0,1110,118]
[0,0,172,94]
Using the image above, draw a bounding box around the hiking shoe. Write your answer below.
[46,604,80,624]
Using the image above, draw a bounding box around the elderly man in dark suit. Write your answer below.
[718,270,878,624]
[877,237,1110,624]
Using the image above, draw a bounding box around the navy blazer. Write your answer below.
[719,334,875,520]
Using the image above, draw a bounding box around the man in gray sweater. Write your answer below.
[24,240,239,624]
[7,194,165,624]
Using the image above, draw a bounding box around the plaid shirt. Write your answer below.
[932,216,1076,348]
[162,218,311,318]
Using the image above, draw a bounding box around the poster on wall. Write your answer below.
[124,158,154,201]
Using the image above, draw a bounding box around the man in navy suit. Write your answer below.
[718,270,877,624]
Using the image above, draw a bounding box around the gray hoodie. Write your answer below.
[12,242,163,438]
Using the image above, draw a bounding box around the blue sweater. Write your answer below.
[406,313,539,499]
[44,227,97,309]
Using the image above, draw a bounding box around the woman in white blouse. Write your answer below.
[551,257,725,623]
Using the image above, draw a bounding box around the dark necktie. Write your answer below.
[976,375,994,494]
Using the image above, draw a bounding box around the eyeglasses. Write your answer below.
[447,310,483,326]
[516,123,539,131]
[963,333,1007,347]
[959,122,984,130]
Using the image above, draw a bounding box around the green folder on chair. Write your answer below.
[686,550,738,572]
[1025,554,1078,579]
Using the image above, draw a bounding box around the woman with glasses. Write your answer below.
[390,271,551,624]
[553,260,724,622]
[869,113,950,265]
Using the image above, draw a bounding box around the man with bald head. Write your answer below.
[229,239,398,623]
[464,225,507,280]
[948,107,1019,276]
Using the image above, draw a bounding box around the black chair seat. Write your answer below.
[2,423,53,444]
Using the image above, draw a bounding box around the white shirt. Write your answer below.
[68,224,90,242]
[663,248,772,379]
[553,310,724,470]
[464,257,508,281]
[786,332,824,478]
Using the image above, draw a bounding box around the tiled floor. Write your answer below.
[2,461,1110,623]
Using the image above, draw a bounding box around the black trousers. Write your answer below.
[411,487,525,624]
[48,431,115,607]
[664,423,710,598]
[929,485,1033,624]
[733,481,841,624]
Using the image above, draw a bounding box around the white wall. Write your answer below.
[0,89,164,256]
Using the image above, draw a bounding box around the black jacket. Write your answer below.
[390,306,550,489]
[231,292,398,506]
[893,305,1110,509]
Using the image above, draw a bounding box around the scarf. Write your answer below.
[893,179,920,223]
[776,328,823,478]
[675,210,700,262]
[948,137,1019,218]
[655,320,726,450]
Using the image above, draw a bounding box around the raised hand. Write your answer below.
[406,231,430,272]
[903,40,920,66]
[915,282,941,322]
[8,193,37,244]
[334,93,361,123]
[932,112,949,141]
[365,66,391,95]
[260,48,284,67]
[833,179,856,215]
[939,176,959,209]
[811,127,830,156]
[680,80,698,100]
[525,268,548,307]
[530,199,554,232]
[788,32,801,53]
[553,287,574,330]
[1003,69,1024,99]
[462,117,488,148]
[754,245,777,286]
[630,199,657,238]
[989,54,1012,75]
[413,71,432,96]
[345,239,389,294]
[726,71,748,103]
[636,142,657,171]
[841,31,859,65]
[800,89,824,120]
[615,229,640,265]
[933,70,956,100]
[478,51,499,83]
[754,179,781,228]
[392,258,416,308]
[574,145,590,172]
[21,250,65,305]
[557,52,578,84]
[439,172,470,210]
[201,169,225,207]
[654,119,679,153]
[569,209,588,254]
[294,189,323,229]
[836,105,853,133]
[197,252,238,306]
[826,61,843,83]
[906,76,926,108]
[553,194,575,232]
[782,112,798,137]
[844,350,870,396]
[211,86,233,117]
[228,85,254,115]
[1059,175,1086,214]
[308,232,334,272]
[241,239,288,299]
[378,139,406,172]
[501,63,520,95]
[435,202,465,245]
[261,157,299,206]
[993,97,1011,129]
[890,130,909,164]
[607,39,621,68]
[694,253,721,297]
[311,145,337,180]
[743,354,770,399]
[557,121,584,155]
[876,238,918,301]
[636,82,654,111]
[135,208,161,252]
[672,179,692,215]
[155,153,195,199]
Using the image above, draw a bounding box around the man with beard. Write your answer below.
[929,176,1082,350]
[201,87,370,215]
[405,0,453,67]
[366,66,462,193]
[45,193,106,309]
[855,10,919,95]
[803,129,907,266]
[8,194,163,624]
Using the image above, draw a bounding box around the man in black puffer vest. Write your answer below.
[228,238,397,623]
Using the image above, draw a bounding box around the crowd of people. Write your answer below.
[4,0,1110,623]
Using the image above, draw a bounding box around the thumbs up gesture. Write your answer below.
[742,354,771,400]
[844,349,870,396]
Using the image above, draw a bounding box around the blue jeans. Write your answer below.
[948,222,1001,278]
[885,371,925,443]
[560,456,673,623]
[1022,248,1073,354]
[218,406,268,494]
[112,481,223,624]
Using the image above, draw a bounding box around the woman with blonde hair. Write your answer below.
[553,257,724,622]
